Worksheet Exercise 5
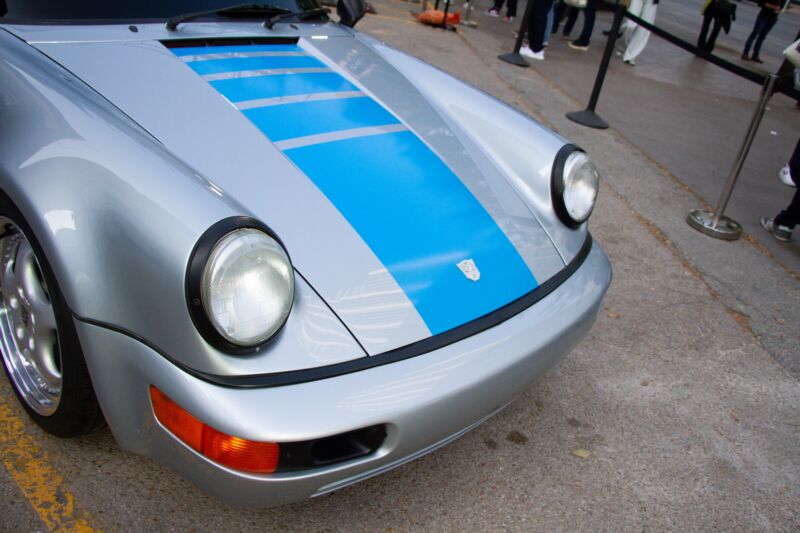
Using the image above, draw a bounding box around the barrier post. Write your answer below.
[441,0,451,29]
[687,74,779,241]
[498,0,535,67]
[565,0,624,129]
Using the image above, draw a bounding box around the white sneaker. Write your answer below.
[483,8,499,16]
[778,165,795,187]
[520,45,544,60]
[761,217,792,242]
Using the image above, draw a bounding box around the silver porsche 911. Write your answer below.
[0,0,611,506]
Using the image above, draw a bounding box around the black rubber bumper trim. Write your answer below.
[74,233,593,389]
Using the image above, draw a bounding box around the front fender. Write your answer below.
[359,34,589,264]
[0,29,365,377]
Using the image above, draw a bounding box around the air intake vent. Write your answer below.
[278,425,387,471]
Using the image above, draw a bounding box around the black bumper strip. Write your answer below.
[75,233,593,389]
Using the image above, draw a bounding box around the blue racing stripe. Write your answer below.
[187,55,325,75]
[243,97,398,142]
[172,44,302,56]
[169,43,539,335]
[284,131,538,335]
[211,72,359,102]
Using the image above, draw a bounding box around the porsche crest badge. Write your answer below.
[457,259,480,281]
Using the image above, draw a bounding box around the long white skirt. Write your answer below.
[622,0,658,63]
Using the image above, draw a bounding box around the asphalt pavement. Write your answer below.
[0,2,798,530]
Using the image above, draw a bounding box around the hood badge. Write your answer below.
[457,259,481,282]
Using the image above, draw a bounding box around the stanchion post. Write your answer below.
[687,74,778,240]
[565,0,625,129]
[441,0,451,29]
[498,0,535,67]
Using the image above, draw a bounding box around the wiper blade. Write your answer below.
[166,3,292,31]
[264,7,330,29]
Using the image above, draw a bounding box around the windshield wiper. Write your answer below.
[166,3,292,31]
[264,7,329,29]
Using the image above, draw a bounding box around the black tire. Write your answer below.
[0,191,103,437]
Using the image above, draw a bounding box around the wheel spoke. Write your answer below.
[17,239,48,307]
[13,239,34,298]
[29,338,61,388]
[31,297,57,332]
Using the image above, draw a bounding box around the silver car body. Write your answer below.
[0,18,611,506]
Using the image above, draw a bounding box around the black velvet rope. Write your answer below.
[622,10,800,101]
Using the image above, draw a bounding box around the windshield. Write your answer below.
[0,0,323,22]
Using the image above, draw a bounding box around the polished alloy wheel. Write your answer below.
[0,217,61,416]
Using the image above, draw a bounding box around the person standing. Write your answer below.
[520,0,556,60]
[697,0,736,53]
[621,0,659,65]
[742,0,784,63]
[566,0,598,50]
[762,139,800,242]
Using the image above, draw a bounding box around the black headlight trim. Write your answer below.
[185,216,292,355]
[551,143,588,229]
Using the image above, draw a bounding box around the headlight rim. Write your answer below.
[551,144,598,228]
[186,216,293,355]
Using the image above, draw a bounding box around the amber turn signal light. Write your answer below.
[149,386,279,474]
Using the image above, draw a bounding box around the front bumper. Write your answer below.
[75,241,611,507]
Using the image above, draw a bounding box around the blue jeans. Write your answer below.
[544,4,555,45]
[743,11,777,59]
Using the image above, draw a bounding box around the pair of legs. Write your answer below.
[563,6,578,35]
[622,0,657,63]
[489,0,517,18]
[697,9,721,52]
[774,139,800,230]
[763,139,800,241]
[562,0,597,46]
[525,0,556,53]
[743,11,777,60]
[552,1,571,34]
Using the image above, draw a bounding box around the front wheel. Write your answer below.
[0,197,103,437]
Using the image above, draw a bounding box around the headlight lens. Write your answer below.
[552,148,599,227]
[201,228,294,347]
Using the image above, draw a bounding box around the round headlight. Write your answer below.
[189,220,294,352]
[552,147,599,227]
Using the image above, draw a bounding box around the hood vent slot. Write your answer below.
[162,36,299,50]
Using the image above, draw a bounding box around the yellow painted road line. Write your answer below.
[0,402,99,532]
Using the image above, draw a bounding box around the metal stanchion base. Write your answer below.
[460,20,478,27]
[498,52,529,67]
[566,110,609,129]
[686,209,742,241]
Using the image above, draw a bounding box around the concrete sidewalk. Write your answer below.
[0,4,798,531]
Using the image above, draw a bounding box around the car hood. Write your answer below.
[15,23,565,355]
